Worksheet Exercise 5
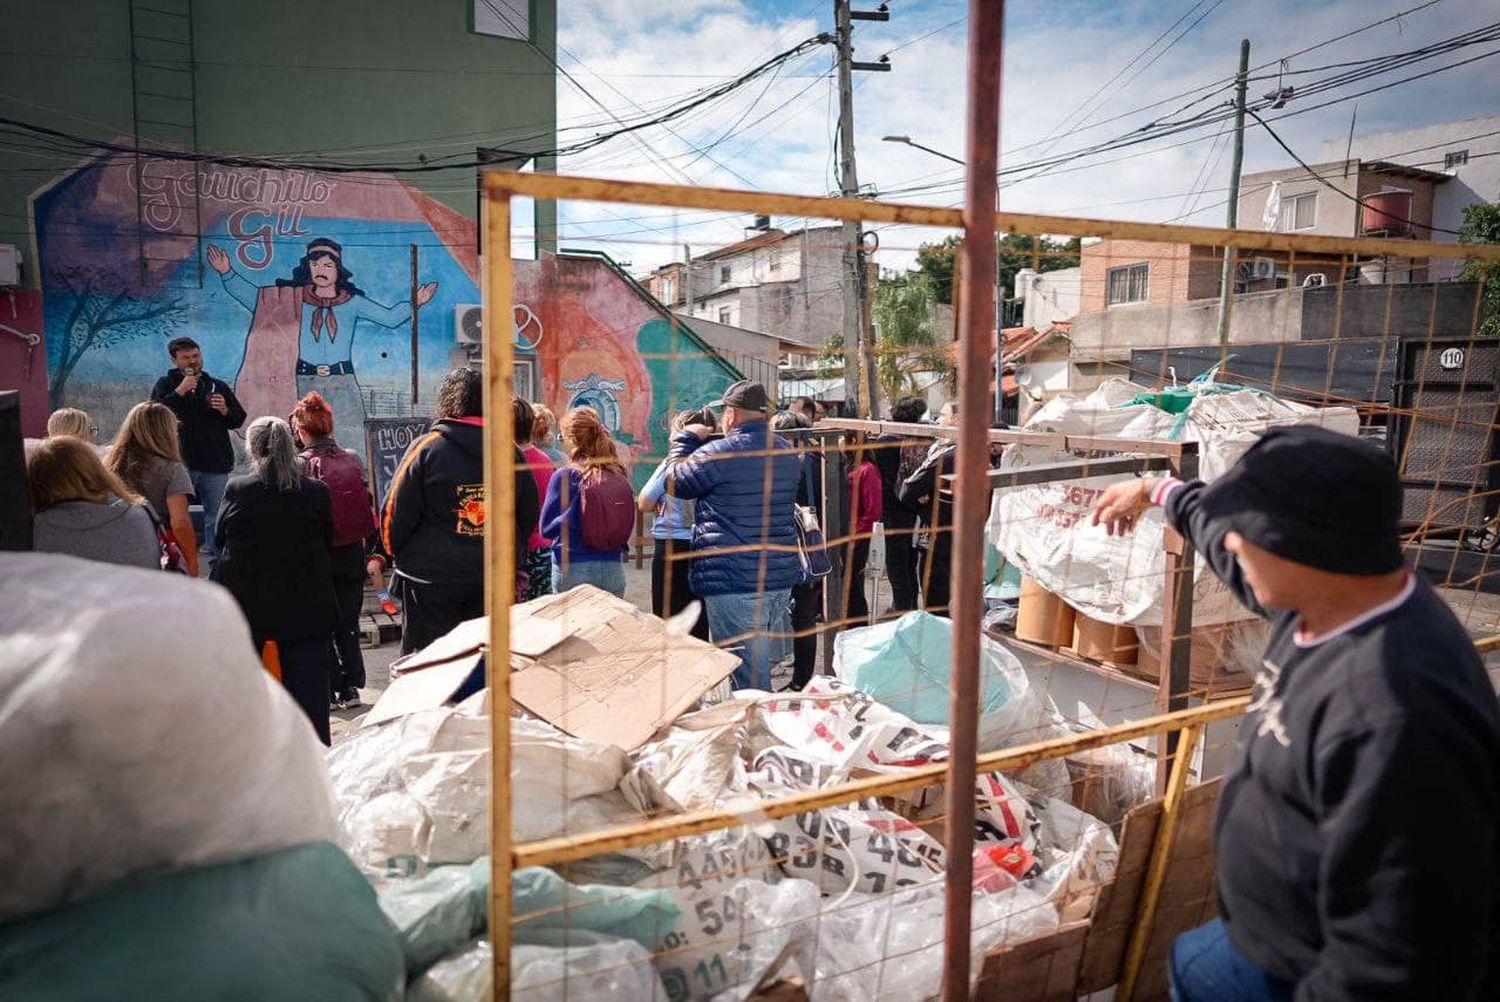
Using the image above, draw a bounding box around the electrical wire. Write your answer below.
[1245,107,1469,236]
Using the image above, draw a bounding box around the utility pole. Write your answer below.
[834,0,890,416]
[1216,38,1250,352]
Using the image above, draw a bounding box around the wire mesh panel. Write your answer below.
[312,164,1500,1002]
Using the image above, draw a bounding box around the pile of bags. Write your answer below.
[327,605,1150,1001]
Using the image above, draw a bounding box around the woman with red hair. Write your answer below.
[539,407,633,597]
[290,391,379,710]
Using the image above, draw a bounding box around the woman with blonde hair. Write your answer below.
[530,403,566,465]
[539,407,633,597]
[29,436,159,569]
[107,401,199,576]
[46,407,98,444]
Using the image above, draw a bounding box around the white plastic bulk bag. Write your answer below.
[0,553,339,922]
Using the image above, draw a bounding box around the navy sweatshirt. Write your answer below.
[1163,479,1499,1000]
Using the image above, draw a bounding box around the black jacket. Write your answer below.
[1167,480,1500,1000]
[896,440,957,554]
[871,434,917,529]
[214,474,338,643]
[381,419,540,585]
[150,369,247,474]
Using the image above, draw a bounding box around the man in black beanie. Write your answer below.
[1093,424,1498,1001]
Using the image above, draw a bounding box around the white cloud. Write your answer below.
[552,0,1500,273]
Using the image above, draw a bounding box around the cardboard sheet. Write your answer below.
[365,587,738,750]
[509,586,739,750]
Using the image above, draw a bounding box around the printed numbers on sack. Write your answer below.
[694,895,740,937]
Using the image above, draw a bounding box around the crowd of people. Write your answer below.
[24,340,967,741]
[21,336,1500,999]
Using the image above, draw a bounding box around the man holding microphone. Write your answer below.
[151,336,246,574]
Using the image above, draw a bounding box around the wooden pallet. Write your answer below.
[359,611,401,648]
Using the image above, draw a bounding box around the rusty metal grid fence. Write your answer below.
[374,156,1500,1002]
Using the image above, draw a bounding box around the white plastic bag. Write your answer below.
[408,934,665,1002]
[0,554,339,922]
[991,381,1359,625]
[811,880,1059,1001]
[764,808,945,895]
[328,708,673,880]
[649,876,821,1002]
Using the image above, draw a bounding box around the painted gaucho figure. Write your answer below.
[207,238,437,447]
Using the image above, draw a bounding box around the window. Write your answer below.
[718,307,733,324]
[769,252,781,273]
[660,277,676,304]
[719,264,732,284]
[1286,192,1317,231]
[1445,149,1469,169]
[1106,263,1149,306]
[474,0,529,40]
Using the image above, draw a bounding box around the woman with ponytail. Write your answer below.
[539,407,632,597]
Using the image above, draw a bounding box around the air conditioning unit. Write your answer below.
[1250,258,1277,281]
[454,304,482,346]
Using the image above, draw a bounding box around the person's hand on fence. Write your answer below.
[1091,478,1161,537]
[683,424,716,441]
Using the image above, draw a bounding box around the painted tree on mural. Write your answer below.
[47,265,187,408]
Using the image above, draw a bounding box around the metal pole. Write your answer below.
[410,243,420,408]
[941,2,1003,998]
[1118,722,1204,1002]
[834,0,865,415]
[1216,39,1251,352]
[1157,443,1198,794]
[994,229,1004,426]
[481,183,518,1000]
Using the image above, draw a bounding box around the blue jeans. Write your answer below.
[1170,919,1295,1002]
[705,589,791,691]
[190,469,230,574]
[551,557,626,598]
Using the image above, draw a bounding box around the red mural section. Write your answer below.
[0,292,48,437]
[515,255,654,465]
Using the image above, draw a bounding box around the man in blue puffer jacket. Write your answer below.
[668,380,801,690]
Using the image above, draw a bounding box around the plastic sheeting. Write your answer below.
[328,702,676,882]
[0,553,340,923]
[810,880,1060,1001]
[408,933,665,1002]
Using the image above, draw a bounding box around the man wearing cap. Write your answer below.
[668,380,801,690]
[1092,424,1498,1001]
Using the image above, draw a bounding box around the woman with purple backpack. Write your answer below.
[290,392,380,710]
[540,407,634,597]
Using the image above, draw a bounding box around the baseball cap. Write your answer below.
[1197,424,1404,576]
[707,379,771,413]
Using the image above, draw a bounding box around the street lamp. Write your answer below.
[881,135,1006,427]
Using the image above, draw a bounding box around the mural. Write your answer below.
[31,154,739,478]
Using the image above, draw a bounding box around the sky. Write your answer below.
[539,0,1500,275]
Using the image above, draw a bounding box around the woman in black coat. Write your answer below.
[214,416,339,744]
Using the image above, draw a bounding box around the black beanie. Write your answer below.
[1197,424,1404,576]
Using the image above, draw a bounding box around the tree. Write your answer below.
[915,236,959,305]
[872,271,953,401]
[48,265,188,409]
[1457,201,1500,338]
[914,233,1082,309]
